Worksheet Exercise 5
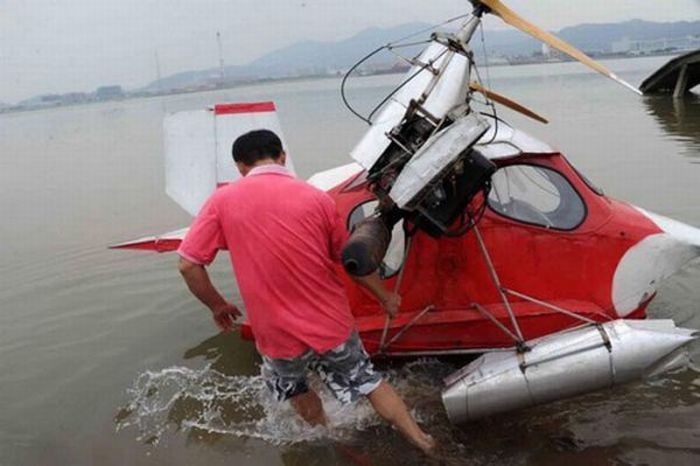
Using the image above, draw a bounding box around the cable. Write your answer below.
[340,45,386,124]
[340,13,472,124]
[470,22,498,144]
[366,47,450,123]
[478,111,510,127]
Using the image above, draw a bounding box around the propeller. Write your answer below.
[474,0,642,95]
[469,81,548,124]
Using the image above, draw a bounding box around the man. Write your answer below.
[177,129,434,453]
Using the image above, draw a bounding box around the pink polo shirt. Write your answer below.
[177,164,354,358]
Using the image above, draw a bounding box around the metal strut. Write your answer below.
[377,236,413,355]
[380,305,435,353]
[503,288,601,325]
[472,302,520,342]
[473,224,527,351]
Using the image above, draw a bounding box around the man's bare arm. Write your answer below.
[178,257,240,331]
[352,271,400,318]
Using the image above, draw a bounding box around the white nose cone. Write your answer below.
[612,207,700,316]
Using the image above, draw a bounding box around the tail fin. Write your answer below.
[165,101,295,216]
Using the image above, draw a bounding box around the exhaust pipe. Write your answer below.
[442,319,698,424]
[342,217,391,276]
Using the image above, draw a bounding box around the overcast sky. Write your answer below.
[1,0,698,103]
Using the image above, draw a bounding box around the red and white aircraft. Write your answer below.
[113,0,700,423]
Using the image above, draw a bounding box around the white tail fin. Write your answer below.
[164,102,295,216]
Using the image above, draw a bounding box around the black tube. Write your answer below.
[342,217,391,276]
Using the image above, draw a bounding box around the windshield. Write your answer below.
[487,164,586,230]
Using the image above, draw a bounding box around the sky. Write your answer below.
[1,0,698,104]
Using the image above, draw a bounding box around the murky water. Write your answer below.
[1,55,699,465]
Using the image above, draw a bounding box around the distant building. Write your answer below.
[41,94,62,103]
[18,94,62,108]
[62,92,90,104]
[611,37,632,54]
[541,43,551,57]
[612,35,700,55]
[95,85,124,100]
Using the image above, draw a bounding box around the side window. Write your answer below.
[487,164,586,230]
[347,200,406,278]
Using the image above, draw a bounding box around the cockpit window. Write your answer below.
[347,200,406,278]
[487,164,586,230]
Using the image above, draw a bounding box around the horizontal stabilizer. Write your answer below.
[109,228,188,252]
[112,163,363,254]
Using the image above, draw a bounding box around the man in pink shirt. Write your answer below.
[177,129,434,453]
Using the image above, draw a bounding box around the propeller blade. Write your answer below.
[469,81,548,124]
[478,0,642,95]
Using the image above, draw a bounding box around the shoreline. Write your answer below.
[0,51,686,116]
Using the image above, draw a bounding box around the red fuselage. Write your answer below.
[329,152,662,354]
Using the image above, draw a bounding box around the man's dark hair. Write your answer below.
[232,129,284,166]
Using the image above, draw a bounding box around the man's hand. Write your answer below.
[352,272,401,318]
[179,257,241,333]
[211,302,242,333]
[380,292,401,319]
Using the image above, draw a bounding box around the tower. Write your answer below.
[217,31,225,84]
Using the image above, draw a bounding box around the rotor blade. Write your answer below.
[469,81,548,124]
[479,0,642,95]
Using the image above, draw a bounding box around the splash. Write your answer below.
[115,359,451,446]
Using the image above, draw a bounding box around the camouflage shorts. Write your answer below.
[261,330,383,404]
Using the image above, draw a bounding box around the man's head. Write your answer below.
[232,129,286,176]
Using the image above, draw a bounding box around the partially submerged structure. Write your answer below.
[641,49,700,97]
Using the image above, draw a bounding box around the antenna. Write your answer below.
[154,51,163,94]
[216,31,225,84]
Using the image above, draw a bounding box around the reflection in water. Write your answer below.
[183,332,261,376]
[644,94,700,159]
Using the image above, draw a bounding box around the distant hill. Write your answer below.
[146,22,431,91]
[146,19,700,91]
[557,19,699,53]
[480,19,700,56]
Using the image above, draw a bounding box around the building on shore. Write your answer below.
[96,85,124,100]
[612,35,700,55]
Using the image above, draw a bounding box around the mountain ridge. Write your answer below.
[147,19,699,91]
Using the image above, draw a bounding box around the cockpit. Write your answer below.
[487,163,586,230]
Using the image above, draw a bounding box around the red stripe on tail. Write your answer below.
[214,102,276,115]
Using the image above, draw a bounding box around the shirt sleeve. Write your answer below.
[177,195,225,266]
[320,192,349,263]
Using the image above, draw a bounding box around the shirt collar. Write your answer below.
[247,163,294,178]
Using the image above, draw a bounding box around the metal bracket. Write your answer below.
[596,324,613,352]
[473,225,526,347]
[379,305,435,354]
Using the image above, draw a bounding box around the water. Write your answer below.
[1,55,700,465]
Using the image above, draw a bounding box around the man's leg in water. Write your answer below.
[262,351,331,427]
[289,389,327,427]
[315,331,435,454]
[367,381,435,453]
